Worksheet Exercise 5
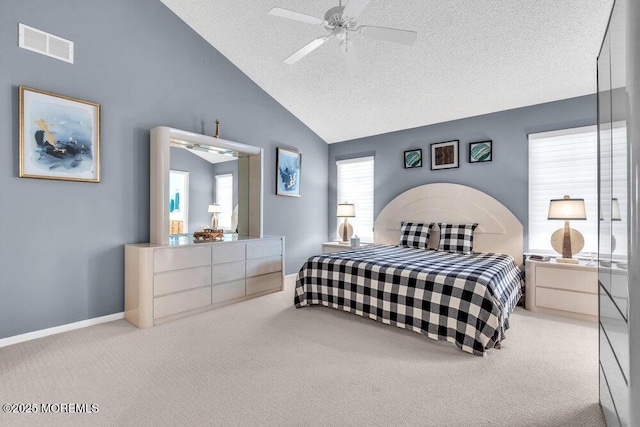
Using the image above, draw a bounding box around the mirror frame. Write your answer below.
[150,126,263,245]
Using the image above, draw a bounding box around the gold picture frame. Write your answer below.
[19,86,100,182]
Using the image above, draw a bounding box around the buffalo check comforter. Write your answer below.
[294,245,523,356]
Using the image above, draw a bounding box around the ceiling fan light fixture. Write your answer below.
[269,0,417,73]
[334,26,347,40]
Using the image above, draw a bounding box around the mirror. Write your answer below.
[169,146,239,235]
[150,127,263,245]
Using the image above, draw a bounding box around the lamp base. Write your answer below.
[556,257,579,264]
[550,227,584,256]
[338,221,353,242]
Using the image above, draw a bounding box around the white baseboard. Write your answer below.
[0,312,125,348]
[284,273,297,289]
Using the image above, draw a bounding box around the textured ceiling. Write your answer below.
[160,0,612,144]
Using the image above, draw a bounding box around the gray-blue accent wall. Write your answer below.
[0,0,328,339]
[328,95,597,248]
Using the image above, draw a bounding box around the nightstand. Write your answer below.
[321,242,372,254]
[525,258,597,321]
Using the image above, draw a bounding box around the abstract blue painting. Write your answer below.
[20,87,100,182]
[276,147,301,197]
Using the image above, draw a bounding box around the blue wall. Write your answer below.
[328,95,597,246]
[0,0,328,339]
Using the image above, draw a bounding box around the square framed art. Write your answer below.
[403,149,422,169]
[469,140,492,163]
[19,86,100,182]
[430,140,459,170]
[276,147,301,197]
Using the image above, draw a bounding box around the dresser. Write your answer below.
[525,259,598,321]
[125,235,284,328]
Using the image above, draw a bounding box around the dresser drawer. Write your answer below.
[246,256,282,278]
[212,261,245,284]
[212,242,245,264]
[246,239,282,259]
[212,280,245,304]
[154,266,211,296]
[536,266,597,293]
[246,272,282,295]
[154,246,211,273]
[536,287,597,316]
[154,287,211,319]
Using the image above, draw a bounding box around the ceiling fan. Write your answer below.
[268,0,417,76]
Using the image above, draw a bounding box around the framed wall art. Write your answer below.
[404,149,422,169]
[19,86,100,182]
[469,140,492,163]
[430,140,459,170]
[276,147,301,197]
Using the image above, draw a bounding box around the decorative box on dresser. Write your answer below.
[125,235,284,328]
[525,259,598,321]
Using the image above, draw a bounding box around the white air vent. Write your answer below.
[18,23,74,64]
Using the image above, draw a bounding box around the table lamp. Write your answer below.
[337,202,355,243]
[548,195,587,264]
[208,203,222,229]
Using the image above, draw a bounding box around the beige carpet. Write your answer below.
[0,280,604,427]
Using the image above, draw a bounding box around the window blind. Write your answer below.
[528,126,598,255]
[337,156,374,242]
[215,174,233,230]
[610,124,628,258]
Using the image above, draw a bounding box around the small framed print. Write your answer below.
[469,140,492,163]
[430,140,459,170]
[276,147,301,197]
[404,149,422,169]
[19,86,100,182]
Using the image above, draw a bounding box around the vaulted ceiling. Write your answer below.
[161,0,613,143]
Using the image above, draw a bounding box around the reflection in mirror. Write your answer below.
[169,170,189,233]
[169,144,239,236]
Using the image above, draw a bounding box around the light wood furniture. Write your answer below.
[125,236,284,328]
[373,183,523,267]
[525,259,597,321]
[150,126,263,245]
[322,242,372,253]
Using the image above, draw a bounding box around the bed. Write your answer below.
[294,183,524,356]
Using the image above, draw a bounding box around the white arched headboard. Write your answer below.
[374,183,523,267]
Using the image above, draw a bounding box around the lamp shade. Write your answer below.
[547,195,586,220]
[208,203,222,214]
[336,203,355,218]
[612,198,621,221]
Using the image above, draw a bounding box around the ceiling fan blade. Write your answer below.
[284,36,329,65]
[268,7,325,25]
[343,0,371,19]
[359,25,417,45]
[341,40,362,76]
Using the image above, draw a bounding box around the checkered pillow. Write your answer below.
[437,223,478,254]
[398,222,434,249]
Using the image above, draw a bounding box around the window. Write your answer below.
[215,173,233,230]
[528,126,597,255]
[337,156,374,242]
